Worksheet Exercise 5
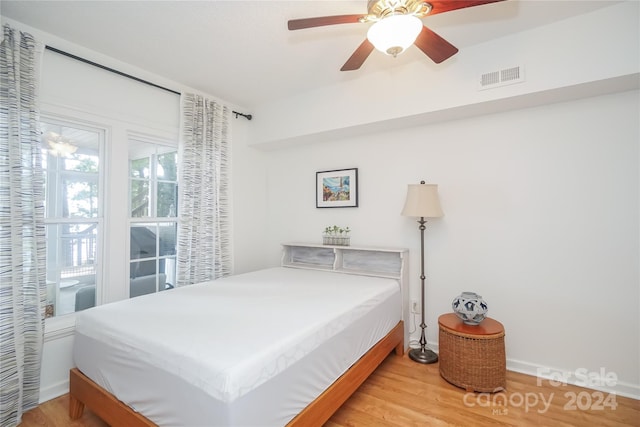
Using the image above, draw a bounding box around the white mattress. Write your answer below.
[73,267,401,426]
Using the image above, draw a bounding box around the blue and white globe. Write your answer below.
[452,292,488,325]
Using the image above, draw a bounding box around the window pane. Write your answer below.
[157,182,177,217]
[45,223,98,317]
[62,175,98,218]
[157,152,177,181]
[130,224,158,261]
[41,123,100,160]
[130,157,149,178]
[130,259,157,279]
[158,223,177,256]
[42,122,100,220]
[64,153,99,173]
[129,222,177,296]
[159,223,177,289]
[131,179,150,217]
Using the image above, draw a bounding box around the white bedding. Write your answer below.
[73,266,401,426]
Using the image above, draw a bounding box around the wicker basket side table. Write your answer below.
[438,313,506,392]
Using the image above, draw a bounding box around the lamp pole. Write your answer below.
[401,180,442,364]
[408,216,438,364]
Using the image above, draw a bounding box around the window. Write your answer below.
[129,137,178,297]
[41,118,103,317]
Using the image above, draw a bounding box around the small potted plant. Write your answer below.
[323,225,350,246]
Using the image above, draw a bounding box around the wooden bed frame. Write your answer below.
[69,320,404,426]
[70,244,409,425]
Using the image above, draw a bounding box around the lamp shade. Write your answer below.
[401,182,444,218]
[367,14,423,57]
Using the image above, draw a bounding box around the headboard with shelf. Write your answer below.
[282,242,410,350]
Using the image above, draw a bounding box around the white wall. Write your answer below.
[229,114,270,274]
[263,90,640,398]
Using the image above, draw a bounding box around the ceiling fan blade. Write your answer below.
[414,26,458,64]
[340,39,375,71]
[288,14,364,30]
[428,0,505,16]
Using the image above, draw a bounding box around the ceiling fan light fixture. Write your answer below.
[43,131,78,157]
[367,14,423,57]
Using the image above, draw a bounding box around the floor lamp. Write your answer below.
[401,181,443,364]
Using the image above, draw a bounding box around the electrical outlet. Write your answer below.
[411,299,420,313]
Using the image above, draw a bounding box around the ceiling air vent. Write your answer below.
[479,66,524,90]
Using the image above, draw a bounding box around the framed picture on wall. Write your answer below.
[316,168,358,208]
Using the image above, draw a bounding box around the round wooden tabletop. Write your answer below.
[438,313,504,335]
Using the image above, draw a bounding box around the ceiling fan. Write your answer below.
[288,0,505,71]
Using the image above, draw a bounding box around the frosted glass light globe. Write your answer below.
[367,14,423,57]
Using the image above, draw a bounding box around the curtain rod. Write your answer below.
[44,45,253,120]
[45,45,180,95]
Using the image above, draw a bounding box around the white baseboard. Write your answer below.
[39,379,69,404]
[507,358,640,400]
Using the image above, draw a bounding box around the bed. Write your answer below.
[69,244,409,426]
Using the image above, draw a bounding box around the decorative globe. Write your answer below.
[452,292,488,325]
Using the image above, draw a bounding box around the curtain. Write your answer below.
[0,25,46,427]
[176,93,231,286]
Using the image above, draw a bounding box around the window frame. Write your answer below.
[40,114,106,321]
[128,133,179,297]
[39,103,180,336]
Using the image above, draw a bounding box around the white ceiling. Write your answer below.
[2,0,621,109]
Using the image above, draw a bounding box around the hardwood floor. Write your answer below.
[19,353,639,427]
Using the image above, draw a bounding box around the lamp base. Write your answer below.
[409,347,438,364]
